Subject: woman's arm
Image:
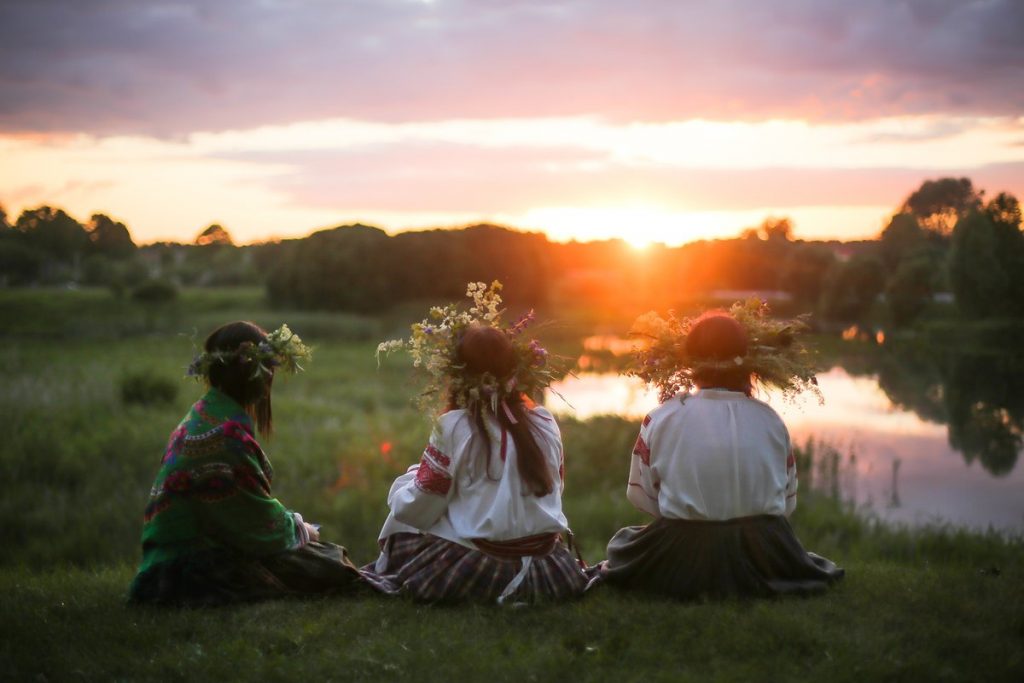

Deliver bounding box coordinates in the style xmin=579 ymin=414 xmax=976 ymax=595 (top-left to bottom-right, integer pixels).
xmin=785 ymin=448 xmax=798 ymax=517
xmin=390 ymin=439 xmax=455 ymax=530
xmin=626 ymin=415 xmax=661 ymax=517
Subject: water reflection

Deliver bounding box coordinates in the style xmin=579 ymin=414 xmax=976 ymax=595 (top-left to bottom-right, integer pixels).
xmin=866 ymin=344 xmax=1024 ymax=476
xmin=548 ymin=356 xmax=1024 ymax=533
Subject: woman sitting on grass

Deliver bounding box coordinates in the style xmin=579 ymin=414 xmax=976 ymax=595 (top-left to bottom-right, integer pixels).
xmin=129 ymin=321 xmax=364 ymax=606
xmin=364 ymin=282 xmax=589 ymax=604
xmin=600 ymin=301 xmax=844 ymax=600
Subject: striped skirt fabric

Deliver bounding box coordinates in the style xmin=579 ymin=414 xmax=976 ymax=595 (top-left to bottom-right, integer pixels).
xmin=360 ymin=532 xmax=589 ymax=604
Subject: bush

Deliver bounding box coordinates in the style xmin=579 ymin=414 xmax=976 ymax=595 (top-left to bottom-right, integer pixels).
xmin=120 ymin=372 xmax=179 ymax=406
xmin=131 ymin=279 xmax=179 ymax=305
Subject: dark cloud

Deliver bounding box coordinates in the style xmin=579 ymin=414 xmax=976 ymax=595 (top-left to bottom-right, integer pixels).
xmin=1 ymin=0 xmax=1022 ymax=135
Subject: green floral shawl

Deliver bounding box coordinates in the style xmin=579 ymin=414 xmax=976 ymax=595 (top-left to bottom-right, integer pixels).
xmin=133 ymin=388 xmax=300 ymax=578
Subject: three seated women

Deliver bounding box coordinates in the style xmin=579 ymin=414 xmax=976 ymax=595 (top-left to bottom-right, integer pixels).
xmin=129 ymin=284 xmax=841 ymax=606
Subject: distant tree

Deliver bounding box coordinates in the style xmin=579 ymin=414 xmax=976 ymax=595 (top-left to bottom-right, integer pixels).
xmin=195 ymin=223 xmax=233 ymax=246
xmin=0 ymin=240 xmax=46 ymax=285
xmin=948 ymin=192 xmax=1024 ymax=319
xmin=877 ymin=213 xmax=928 ymax=269
xmin=14 ymin=206 xmax=89 ymax=261
xmin=778 ymin=243 xmax=837 ymax=308
xmin=0 ymin=203 xmax=9 ymax=231
xmin=819 ymin=255 xmax=886 ymax=323
xmin=266 ymin=225 xmax=394 ymax=311
xmin=901 ymin=177 xmax=982 ymax=237
xmin=989 ymin=193 xmax=1024 ymax=306
xmin=758 ymin=217 xmax=793 ymax=242
xmin=885 ymin=256 xmax=936 ymax=326
xmin=87 ymin=213 xmax=136 ymax=258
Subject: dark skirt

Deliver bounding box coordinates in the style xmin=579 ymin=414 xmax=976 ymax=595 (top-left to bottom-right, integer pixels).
xmin=128 ymin=541 xmax=365 ymax=607
xmin=602 ymin=515 xmax=844 ymax=600
xmin=360 ymin=532 xmax=589 ymax=604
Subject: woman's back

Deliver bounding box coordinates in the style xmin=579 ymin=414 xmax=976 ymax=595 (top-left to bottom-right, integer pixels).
xmin=631 ymin=389 xmax=795 ymax=521
xmin=389 ymin=405 xmax=568 ymax=543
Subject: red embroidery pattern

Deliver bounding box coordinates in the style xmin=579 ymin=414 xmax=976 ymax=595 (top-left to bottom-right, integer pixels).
xmin=415 ymin=458 xmax=452 ymax=495
xmin=633 ymin=434 xmax=651 ymax=466
xmin=424 ymin=444 xmax=451 ymax=467
xmin=642 ymin=414 xmax=652 ymax=427
xmin=415 ymin=445 xmax=452 ymax=495
xmin=786 ymin=452 xmax=796 ymax=469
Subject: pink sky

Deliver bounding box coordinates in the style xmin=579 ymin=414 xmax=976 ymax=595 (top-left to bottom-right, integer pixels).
xmin=1 ymin=0 xmax=1022 ymax=245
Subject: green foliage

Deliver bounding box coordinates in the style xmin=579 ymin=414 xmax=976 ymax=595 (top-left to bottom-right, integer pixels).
xmin=13 ymin=205 xmax=90 ymax=262
xmin=120 ymin=371 xmax=179 ymax=406
xmin=131 ymin=279 xmax=180 ymax=305
xmin=819 ymin=256 xmax=885 ymax=324
xmin=901 ymin=177 xmax=983 ymax=236
xmin=885 ymin=255 xmax=936 ymax=327
xmin=778 ymin=243 xmax=837 ymax=306
xmin=266 ymin=224 xmax=553 ymax=313
xmin=86 ymin=213 xmax=136 ymax=258
xmin=877 ymin=212 xmax=928 ymax=268
xmin=267 ymin=224 xmax=396 ymax=312
xmin=948 ymin=197 xmax=1024 ymax=319
xmin=0 ymin=240 xmax=46 ymax=285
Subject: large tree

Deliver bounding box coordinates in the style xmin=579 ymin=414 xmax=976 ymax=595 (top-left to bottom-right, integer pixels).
xmin=900 ymin=177 xmax=983 ymax=237
xmin=948 ymin=192 xmax=1024 ymax=318
xmin=14 ymin=206 xmax=89 ymax=261
xmin=87 ymin=213 xmax=136 ymax=258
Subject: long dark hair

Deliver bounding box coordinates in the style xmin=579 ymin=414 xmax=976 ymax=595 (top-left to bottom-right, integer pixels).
xmin=452 ymin=324 xmax=554 ymax=497
xmin=205 ymin=321 xmax=274 ymax=438
xmin=686 ymin=311 xmax=753 ymax=395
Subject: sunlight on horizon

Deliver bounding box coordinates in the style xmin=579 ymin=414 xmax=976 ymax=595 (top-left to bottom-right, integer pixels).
xmin=1 ymin=113 xmax=1020 ymax=244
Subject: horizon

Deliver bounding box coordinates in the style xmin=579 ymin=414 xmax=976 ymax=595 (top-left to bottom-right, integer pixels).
xmin=1 ymin=1 xmax=1022 ymax=246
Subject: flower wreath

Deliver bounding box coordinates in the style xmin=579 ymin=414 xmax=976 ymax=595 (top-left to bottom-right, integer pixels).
xmin=627 ymin=298 xmax=822 ymax=403
xmin=376 ymin=281 xmax=562 ymax=418
xmin=187 ymin=324 xmax=312 ymax=381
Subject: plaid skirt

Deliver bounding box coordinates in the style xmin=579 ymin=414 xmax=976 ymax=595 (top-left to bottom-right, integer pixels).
xmin=360 ymin=532 xmax=589 ymax=604
xmin=128 ymin=541 xmax=365 ymax=607
xmin=601 ymin=515 xmax=844 ymax=600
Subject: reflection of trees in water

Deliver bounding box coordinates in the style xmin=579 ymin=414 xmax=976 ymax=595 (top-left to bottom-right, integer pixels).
xmin=944 ymin=352 xmax=1024 ymax=477
xmin=839 ymin=342 xmax=1024 ymax=477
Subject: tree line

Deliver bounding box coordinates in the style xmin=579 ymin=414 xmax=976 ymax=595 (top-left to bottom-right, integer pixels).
xmin=2 ymin=177 xmax=1022 ymax=325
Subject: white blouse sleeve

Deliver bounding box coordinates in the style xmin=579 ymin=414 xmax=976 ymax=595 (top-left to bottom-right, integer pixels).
xmin=785 ymin=446 xmax=798 ymax=517
xmin=626 ymin=413 xmax=661 ymax=518
xmin=390 ymin=429 xmax=456 ymax=531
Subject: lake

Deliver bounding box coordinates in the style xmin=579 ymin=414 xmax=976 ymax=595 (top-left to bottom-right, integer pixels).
xmin=546 ymin=337 xmax=1024 ymax=535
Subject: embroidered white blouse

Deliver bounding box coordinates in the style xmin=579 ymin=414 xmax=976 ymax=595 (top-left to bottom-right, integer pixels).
xmin=626 ymin=389 xmax=798 ymax=521
xmin=377 ymin=405 xmax=569 ymax=548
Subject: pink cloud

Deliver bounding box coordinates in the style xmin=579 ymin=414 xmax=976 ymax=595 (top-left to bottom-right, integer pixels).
xmin=227 ymin=144 xmax=1024 ymax=217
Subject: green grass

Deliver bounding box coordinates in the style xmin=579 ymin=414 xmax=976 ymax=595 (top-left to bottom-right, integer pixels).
xmin=2 ymin=554 xmax=1021 ymax=682
xmin=2 ymin=287 xmax=1023 ymax=681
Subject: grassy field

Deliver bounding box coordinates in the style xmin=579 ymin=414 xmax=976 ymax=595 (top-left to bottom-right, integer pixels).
xmin=1 ymin=287 xmax=1022 ymax=681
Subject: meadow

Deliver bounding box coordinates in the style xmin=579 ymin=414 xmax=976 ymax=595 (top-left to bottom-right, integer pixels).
xmin=1 ymin=288 xmax=1022 ymax=681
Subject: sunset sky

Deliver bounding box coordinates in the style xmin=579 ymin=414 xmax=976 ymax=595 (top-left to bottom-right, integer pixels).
xmin=1 ymin=0 xmax=1022 ymax=246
